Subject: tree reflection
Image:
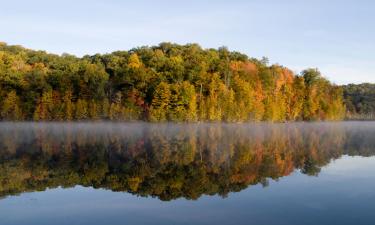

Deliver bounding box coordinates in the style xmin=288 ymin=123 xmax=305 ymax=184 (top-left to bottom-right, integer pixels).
xmin=0 ymin=122 xmax=374 ymax=201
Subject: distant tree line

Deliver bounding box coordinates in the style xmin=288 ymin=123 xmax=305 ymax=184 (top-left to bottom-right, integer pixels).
xmin=0 ymin=42 xmax=345 ymax=121
xmin=342 ymin=83 xmax=375 ymax=120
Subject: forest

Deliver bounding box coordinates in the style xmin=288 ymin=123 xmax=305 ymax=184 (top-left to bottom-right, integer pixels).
xmin=0 ymin=42 xmax=345 ymax=122
xmin=342 ymin=83 xmax=375 ymax=120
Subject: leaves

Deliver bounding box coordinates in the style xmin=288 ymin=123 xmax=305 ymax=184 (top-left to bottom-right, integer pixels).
xmin=0 ymin=42 xmax=345 ymax=121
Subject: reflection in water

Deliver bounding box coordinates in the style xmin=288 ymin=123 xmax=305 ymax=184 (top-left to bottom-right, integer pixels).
xmin=0 ymin=122 xmax=374 ymax=201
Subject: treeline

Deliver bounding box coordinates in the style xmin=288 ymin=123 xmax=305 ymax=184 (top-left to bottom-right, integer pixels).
xmin=0 ymin=42 xmax=345 ymax=122
xmin=343 ymin=83 xmax=375 ymax=120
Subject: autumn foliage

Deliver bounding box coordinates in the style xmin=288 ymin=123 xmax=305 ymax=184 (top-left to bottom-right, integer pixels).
xmin=0 ymin=42 xmax=345 ymax=121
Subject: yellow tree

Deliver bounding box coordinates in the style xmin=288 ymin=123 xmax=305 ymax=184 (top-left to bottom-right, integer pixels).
xmin=101 ymin=98 xmax=110 ymax=119
xmin=232 ymin=76 xmax=255 ymax=121
xmin=325 ymin=86 xmax=346 ymax=120
xmin=1 ymin=91 xmax=23 ymax=120
xmin=182 ymin=82 xmax=198 ymax=122
xmin=75 ymin=99 xmax=88 ymax=120
xmin=288 ymin=76 xmax=305 ymax=120
xmin=109 ymin=92 xmax=124 ymax=120
xmin=128 ymin=53 xmax=142 ymax=69
xmin=88 ymin=100 xmax=99 ymax=120
xmin=230 ymin=60 xmax=264 ymax=121
xmin=169 ymin=82 xmax=197 ymax=122
xmin=219 ymin=86 xmax=236 ymax=122
xmin=274 ymin=68 xmax=294 ymax=121
xmin=149 ymin=82 xmax=171 ymax=122
xmin=33 ymin=90 xmax=54 ymax=121
xmin=62 ymin=91 xmax=74 ymax=121
xmin=302 ymin=69 xmax=323 ymax=120
xmin=203 ymin=73 xmax=225 ymax=121
xmin=252 ymin=81 xmax=265 ymax=121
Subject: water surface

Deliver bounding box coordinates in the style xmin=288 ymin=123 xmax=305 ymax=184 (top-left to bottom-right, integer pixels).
xmin=0 ymin=122 xmax=374 ymax=225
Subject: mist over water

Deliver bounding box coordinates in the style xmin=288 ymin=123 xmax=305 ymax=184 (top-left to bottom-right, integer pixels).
xmin=1 ymin=121 xmax=374 ymax=145
xmin=0 ymin=121 xmax=372 ymax=160
xmin=1 ymin=121 xmax=375 ymax=198
xmin=1 ymin=122 xmax=375 ymax=225
xmin=0 ymin=121 xmax=374 ymax=155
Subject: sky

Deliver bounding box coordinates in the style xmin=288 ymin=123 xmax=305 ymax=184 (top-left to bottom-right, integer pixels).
xmin=0 ymin=0 xmax=374 ymax=84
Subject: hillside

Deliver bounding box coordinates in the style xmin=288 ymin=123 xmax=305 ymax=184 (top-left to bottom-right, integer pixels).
xmin=343 ymin=83 xmax=375 ymax=119
xmin=0 ymin=42 xmax=345 ymax=122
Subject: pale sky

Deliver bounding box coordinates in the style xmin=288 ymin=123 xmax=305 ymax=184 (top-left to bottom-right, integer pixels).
xmin=1 ymin=0 xmax=374 ymax=84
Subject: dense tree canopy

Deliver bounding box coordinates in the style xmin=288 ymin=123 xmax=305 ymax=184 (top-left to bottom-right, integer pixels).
xmin=342 ymin=83 xmax=375 ymax=119
xmin=0 ymin=42 xmax=345 ymax=121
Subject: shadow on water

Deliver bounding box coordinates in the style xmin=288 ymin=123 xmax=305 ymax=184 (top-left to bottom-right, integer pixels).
xmin=0 ymin=122 xmax=375 ymax=201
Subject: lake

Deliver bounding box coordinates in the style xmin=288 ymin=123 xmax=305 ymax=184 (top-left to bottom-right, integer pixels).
xmin=0 ymin=122 xmax=374 ymax=225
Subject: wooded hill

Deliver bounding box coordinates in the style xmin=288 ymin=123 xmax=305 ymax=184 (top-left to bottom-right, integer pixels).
xmin=0 ymin=42 xmax=345 ymax=122
xmin=343 ymin=83 xmax=375 ymax=120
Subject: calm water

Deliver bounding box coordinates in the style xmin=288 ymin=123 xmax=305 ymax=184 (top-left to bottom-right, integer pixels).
xmin=0 ymin=122 xmax=375 ymax=225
